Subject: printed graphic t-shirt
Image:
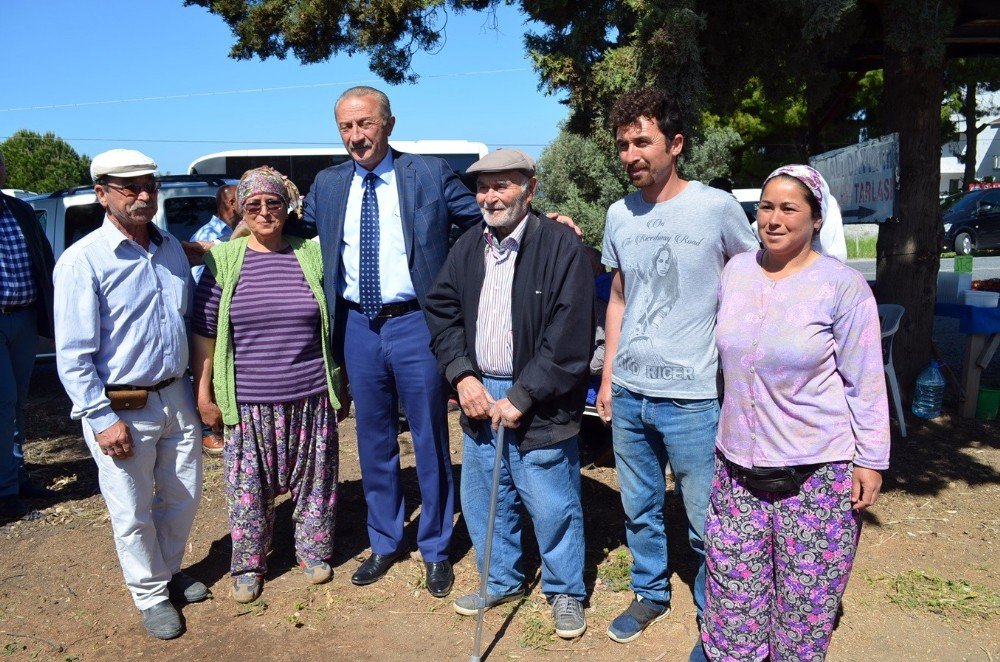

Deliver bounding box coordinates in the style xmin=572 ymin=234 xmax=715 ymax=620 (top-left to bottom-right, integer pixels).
xmin=601 ymin=181 xmax=759 ymax=399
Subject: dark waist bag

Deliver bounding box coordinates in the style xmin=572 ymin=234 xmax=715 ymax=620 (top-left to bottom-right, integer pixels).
xmin=731 ymin=461 xmax=822 ymax=493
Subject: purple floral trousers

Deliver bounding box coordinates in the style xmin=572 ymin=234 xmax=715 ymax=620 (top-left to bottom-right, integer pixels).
xmin=224 ymin=392 xmax=338 ymax=577
xmin=701 ymin=456 xmax=861 ymax=661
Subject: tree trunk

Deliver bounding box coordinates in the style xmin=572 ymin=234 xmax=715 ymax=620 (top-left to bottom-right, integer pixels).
xmin=963 ymin=80 xmax=978 ymax=188
xmin=877 ymin=49 xmax=945 ymax=401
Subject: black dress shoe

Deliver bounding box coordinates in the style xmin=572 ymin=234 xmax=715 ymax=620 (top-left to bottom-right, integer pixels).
xmin=351 ymin=552 xmax=401 ymax=586
xmin=0 ymin=496 xmax=29 ymax=519
xmin=19 ymin=481 xmax=56 ymax=499
xmin=425 ymin=560 xmax=454 ymax=598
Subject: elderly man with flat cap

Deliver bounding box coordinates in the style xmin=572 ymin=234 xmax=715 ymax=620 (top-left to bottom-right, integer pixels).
xmin=54 ymin=149 xmax=208 ymax=640
xmin=424 ymin=148 xmax=595 ymax=638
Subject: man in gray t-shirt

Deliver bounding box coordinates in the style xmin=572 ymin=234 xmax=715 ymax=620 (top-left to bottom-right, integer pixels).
xmin=597 ymin=89 xmax=758 ymax=646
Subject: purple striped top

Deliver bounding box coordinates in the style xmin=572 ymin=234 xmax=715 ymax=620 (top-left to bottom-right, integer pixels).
xmin=193 ymin=246 xmax=327 ymax=404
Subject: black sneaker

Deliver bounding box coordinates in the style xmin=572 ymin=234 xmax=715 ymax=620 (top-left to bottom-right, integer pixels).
xmin=607 ymin=595 xmax=670 ymax=643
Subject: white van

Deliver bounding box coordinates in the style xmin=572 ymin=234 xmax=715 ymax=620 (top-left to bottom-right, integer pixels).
xmin=188 ymin=141 xmax=489 ymax=196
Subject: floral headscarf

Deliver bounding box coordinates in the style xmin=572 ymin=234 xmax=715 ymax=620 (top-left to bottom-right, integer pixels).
xmin=763 ymin=164 xmax=847 ymax=263
xmin=236 ymin=165 xmax=302 ymax=216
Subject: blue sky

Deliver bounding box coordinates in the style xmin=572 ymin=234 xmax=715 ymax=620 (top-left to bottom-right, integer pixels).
xmin=1 ymin=0 xmax=569 ymax=176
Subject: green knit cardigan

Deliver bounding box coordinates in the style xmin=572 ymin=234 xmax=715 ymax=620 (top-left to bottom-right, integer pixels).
xmin=202 ymin=236 xmax=342 ymax=425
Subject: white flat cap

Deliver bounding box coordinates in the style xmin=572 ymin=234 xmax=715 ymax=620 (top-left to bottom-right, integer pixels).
xmin=90 ymin=149 xmax=157 ymax=182
xmin=466 ymin=148 xmax=535 ymax=176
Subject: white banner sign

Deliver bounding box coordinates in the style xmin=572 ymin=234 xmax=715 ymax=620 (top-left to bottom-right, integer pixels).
xmin=809 ymin=133 xmax=898 ymax=224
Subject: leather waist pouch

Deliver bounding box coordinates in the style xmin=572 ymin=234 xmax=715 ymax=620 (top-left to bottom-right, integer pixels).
xmin=107 ymin=389 xmax=149 ymax=412
xmin=731 ymin=461 xmax=821 ymax=492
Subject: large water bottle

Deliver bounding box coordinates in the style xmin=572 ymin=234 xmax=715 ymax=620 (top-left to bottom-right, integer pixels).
xmin=912 ymin=360 xmax=946 ymax=419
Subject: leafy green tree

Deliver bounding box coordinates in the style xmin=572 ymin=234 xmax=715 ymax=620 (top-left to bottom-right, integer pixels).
xmin=1 ymin=130 xmax=91 ymax=193
xmin=189 ymin=0 xmax=977 ymax=393
xmin=534 ymin=126 xmax=628 ymax=248
xmin=682 ymin=122 xmax=744 ymax=184
xmin=944 ymin=57 xmax=1000 ymax=188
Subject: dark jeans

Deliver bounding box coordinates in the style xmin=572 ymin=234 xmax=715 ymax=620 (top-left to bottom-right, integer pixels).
xmin=0 ymin=308 xmax=37 ymax=497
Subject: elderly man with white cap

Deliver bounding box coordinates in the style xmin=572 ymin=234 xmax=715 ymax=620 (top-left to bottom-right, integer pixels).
xmin=53 ymin=149 xmax=208 ymax=639
xmin=424 ymin=148 xmax=595 ymax=639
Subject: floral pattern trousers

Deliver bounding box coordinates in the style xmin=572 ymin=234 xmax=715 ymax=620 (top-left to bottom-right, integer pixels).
xmin=701 ymin=455 xmax=861 ymax=661
xmin=224 ymin=392 xmax=338 ymax=577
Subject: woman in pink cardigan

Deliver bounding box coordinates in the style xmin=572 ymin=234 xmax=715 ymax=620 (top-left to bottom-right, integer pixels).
xmin=696 ymin=165 xmax=890 ymax=661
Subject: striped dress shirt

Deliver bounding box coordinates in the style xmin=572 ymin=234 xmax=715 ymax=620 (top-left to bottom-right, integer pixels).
xmin=475 ymin=218 xmax=528 ymax=377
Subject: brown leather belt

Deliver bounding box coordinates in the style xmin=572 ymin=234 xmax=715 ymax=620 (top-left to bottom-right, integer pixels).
xmin=105 ymin=377 xmax=177 ymax=392
xmin=0 ymin=304 xmax=32 ymax=314
xmin=343 ymin=298 xmax=421 ymax=320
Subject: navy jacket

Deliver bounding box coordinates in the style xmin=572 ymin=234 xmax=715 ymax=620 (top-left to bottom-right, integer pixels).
xmin=303 ymin=150 xmax=481 ymax=358
xmin=424 ymin=211 xmax=595 ymax=451
xmin=2 ymin=193 xmax=55 ymax=338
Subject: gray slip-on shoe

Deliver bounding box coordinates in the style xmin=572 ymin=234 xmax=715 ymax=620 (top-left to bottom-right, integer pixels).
xmin=453 ymin=590 xmax=525 ymax=616
xmin=168 ymin=572 xmax=211 ymax=603
xmin=140 ymin=600 xmax=183 ymax=640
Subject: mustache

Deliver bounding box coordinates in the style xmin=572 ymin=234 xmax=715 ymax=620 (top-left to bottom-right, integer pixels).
xmin=128 ymin=199 xmax=153 ymax=213
xmin=350 ymin=139 xmax=374 ymax=150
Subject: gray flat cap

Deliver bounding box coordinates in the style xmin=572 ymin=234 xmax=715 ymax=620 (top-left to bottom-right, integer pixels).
xmin=466 ymin=148 xmax=535 ymax=176
xmin=90 ymin=149 xmax=157 ymax=182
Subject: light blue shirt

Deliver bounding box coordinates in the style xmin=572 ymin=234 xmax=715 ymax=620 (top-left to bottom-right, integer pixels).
xmin=189 ymin=215 xmax=234 ymax=282
xmin=54 ymin=218 xmax=191 ymax=433
xmin=339 ymin=151 xmax=416 ymax=304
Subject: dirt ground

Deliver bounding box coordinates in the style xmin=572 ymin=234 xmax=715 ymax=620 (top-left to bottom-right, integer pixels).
xmin=1 ymin=364 xmax=997 ymax=661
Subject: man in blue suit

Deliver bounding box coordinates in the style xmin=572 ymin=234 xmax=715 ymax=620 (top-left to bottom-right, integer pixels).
xmin=304 ymin=86 xmax=481 ymax=598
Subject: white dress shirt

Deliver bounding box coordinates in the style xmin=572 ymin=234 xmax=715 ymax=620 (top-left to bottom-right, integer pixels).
xmin=339 ymin=151 xmax=416 ymax=304
xmin=54 ymin=218 xmax=191 ymax=433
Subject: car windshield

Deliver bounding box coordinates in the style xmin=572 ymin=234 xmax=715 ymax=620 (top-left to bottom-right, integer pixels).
xmin=942 ymin=191 xmax=981 ymax=215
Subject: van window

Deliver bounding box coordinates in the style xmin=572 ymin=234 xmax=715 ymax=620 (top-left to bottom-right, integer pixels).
xmin=164 ymin=196 xmax=217 ymax=240
xmin=65 ymin=203 xmax=106 ymax=248
xmin=34 ymin=209 xmax=47 ymax=232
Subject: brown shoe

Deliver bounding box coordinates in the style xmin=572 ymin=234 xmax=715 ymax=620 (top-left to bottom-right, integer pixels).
xmin=202 ymin=433 xmax=224 ymax=457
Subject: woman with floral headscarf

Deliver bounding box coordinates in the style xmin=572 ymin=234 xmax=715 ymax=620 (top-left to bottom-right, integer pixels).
xmin=693 ymin=165 xmax=889 ymax=660
xmin=191 ymin=166 xmax=347 ymax=603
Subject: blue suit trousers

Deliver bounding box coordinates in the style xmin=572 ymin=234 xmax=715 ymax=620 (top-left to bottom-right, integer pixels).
xmin=343 ymin=307 xmax=454 ymax=561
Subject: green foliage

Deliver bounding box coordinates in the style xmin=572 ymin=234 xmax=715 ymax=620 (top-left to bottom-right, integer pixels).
xmin=1 ymin=130 xmax=91 ymax=193
xmin=844 ymin=234 xmax=878 ymax=260
xmin=517 ymin=598 xmax=556 ymax=649
xmin=872 ymin=569 xmax=1000 ymax=619
xmin=596 ymin=547 xmax=633 ymax=592
xmin=681 ymin=123 xmax=743 ymax=183
xmin=534 ymin=125 xmax=629 ymax=248
xmin=184 ymin=0 xmax=463 ymax=84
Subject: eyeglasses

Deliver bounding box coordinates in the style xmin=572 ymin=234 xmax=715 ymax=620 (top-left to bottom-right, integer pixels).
xmin=103 ymin=181 xmax=159 ymax=196
xmin=242 ymin=198 xmax=285 ymax=214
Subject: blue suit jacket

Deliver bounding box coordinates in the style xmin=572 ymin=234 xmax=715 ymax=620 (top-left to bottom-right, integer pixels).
xmin=303 ymin=150 xmax=481 ymax=358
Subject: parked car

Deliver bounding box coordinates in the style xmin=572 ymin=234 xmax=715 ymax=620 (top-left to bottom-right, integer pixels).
xmin=1 ymin=188 xmax=38 ymax=199
xmin=942 ymin=188 xmax=1000 ymax=255
xmin=27 ymin=174 xmax=236 ymax=261
xmin=733 ymin=188 xmax=762 ymax=224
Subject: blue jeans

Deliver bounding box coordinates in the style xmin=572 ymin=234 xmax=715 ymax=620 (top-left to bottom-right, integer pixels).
xmin=0 ymin=309 xmax=37 ymax=498
xmin=461 ymin=376 xmax=585 ymax=600
xmin=611 ymin=383 xmax=719 ymax=614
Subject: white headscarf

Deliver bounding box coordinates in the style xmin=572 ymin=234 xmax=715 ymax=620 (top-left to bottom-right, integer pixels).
xmin=763 ymin=164 xmax=847 ymax=263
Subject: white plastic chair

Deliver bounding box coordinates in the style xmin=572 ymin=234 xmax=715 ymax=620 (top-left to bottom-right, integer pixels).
xmin=878 ymin=304 xmax=907 ymax=438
